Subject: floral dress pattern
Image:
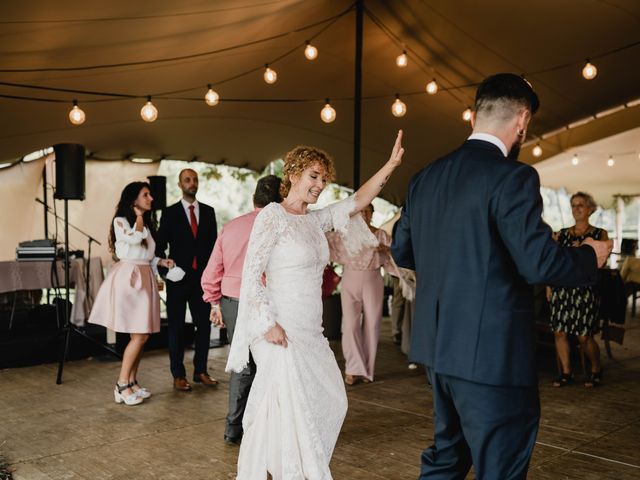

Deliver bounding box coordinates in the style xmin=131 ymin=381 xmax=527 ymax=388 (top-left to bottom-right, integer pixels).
xmin=550 ymin=227 xmax=604 ymax=336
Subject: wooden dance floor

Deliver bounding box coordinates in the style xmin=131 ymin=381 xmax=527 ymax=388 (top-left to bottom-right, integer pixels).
xmin=2 ymin=311 xmax=639 ymax=479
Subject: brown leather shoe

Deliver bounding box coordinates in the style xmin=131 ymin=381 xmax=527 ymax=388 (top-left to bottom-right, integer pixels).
xmin=173 ymin=377 xmax=192 ymax=391
xmin=193 ymin=373 xmax=218 ymax=386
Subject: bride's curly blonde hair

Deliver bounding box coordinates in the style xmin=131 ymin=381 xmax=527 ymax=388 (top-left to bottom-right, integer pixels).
xmin=280 ymin=146 xmax=336 ymax=197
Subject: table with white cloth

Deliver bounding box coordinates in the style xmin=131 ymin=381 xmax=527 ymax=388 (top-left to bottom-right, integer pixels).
xmin=0 ymin=257 xmax=105 ymax=326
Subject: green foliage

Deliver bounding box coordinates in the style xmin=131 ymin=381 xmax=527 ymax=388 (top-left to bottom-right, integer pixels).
xmin=158 ymin=158 xmax=400 ymax=231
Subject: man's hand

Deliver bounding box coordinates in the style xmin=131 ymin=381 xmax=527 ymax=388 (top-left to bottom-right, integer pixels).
xmin=265 ymin=322 xmax=288 ymax=348
xmin=210 ymin=305 xmax=224 ymax=327
xmin=582 ymin=238 xmax=613 ymax=268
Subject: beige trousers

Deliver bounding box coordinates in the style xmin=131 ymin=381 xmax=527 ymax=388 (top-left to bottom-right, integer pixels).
xmin=340 ymin=269 xmax=383 ymax=381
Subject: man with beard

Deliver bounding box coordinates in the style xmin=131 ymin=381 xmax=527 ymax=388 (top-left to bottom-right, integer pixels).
xmin=156 ymin=168 xmax=218 ymax=391
xmin=391 ymin=73 xmax=612 ymax=479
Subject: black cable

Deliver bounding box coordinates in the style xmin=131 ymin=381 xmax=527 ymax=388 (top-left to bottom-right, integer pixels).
xmin=154 ymin=4 xmax=352 ymax=96
xmin=410 ymin=0 xmax=575 ymax=120
xmin=0 ymin=7 xmax=354 ymax=73
xmin=530 ymin=40 xmax=640 ymax=76
xmin=363 ymin=6 xmax=473 ymax=106
xmin=0 ymin=4 xmax=353 ymax=101
xmin=0 ymin=1 xmax=286 ymax=24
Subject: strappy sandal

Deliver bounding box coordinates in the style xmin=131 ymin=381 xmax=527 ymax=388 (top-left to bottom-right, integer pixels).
xmin=114 ymin=382 xmax=143 ymax=405
xmin=131 ymin=379 xmax=151 ymax=399
xmin=585 ymin=369 xmax=603 ymax=388
xmin=552 ymin=373 xmax=574 ymax=387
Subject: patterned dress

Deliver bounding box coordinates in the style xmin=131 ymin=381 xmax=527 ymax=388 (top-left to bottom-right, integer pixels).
xmin=550 ymin=227 xmax=604 ymax=336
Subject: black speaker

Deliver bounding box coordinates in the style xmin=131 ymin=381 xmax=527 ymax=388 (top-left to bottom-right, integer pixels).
xmin=54 ymin=143 xmax=85 ymax=200
xmin=147 ymin=175 xmax=166 ymax=210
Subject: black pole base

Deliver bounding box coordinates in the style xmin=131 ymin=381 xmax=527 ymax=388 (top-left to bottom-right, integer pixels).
xmin=56 ymin=323 xmax=121 ymax=384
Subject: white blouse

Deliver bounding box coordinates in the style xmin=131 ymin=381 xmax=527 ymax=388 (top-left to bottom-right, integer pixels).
xmin=113 ymin=217 xmax=160 ymax=270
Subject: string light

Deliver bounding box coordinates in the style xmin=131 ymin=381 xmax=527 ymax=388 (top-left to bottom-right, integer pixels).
xmin=426 ymin=79 xmax=438 ymax=95
xmin=263 ymin=64 xmax=277 ymax=84
xmin=391 ymin=94 xmax=407 ymax=117
xmin=68 ymin=99 xmax=85 ymax=125
xmin=571 ymin=154 xmax=579 ymax=166
xmin=607 ymin=155 xmax=615 ymax=167
xmin=462 ymin=107 xmax=472 ymax=122
xmin=140 ymin=96 xmax=158 ymax=122
xmin=532 ymin=144 xmax=542 ymax=157
xmin=320 ymin=99 xmax=336 ymax=123
xmin=582 ymin=59 xmax=598 ymax=80
xmin=304 ymin=41 xmax=318 ymax=60
xmin=396 ymin=51 xmax=408 ymax=68
xmin=204 ymin=85 xmax=219 ymax=106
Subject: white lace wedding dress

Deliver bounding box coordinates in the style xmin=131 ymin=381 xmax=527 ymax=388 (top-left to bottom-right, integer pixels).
xmin=226 ymin=195 xmax=377 ymax=480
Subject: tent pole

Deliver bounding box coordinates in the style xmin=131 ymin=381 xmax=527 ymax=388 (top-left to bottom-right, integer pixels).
xmin=43 ymin=165 xmax=49 ymax=239
xmin=353 ymin=0 xmax=363 ymax=189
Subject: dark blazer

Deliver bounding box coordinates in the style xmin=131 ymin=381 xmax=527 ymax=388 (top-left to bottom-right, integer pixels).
xmin=155 ymin=201 xmax=217 ymax=276
xmin=391 ymin=140 xmax=598 ymax=387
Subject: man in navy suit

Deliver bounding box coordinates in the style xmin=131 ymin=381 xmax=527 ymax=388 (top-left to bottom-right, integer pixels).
xmin=391 ymin=74 xmax=612 ymax=479
xmin=156 ymin=169 xmax=218 ymax=391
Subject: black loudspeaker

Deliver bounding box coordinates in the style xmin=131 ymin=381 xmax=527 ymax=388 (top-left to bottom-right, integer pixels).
xmin=53 ymin=143 xmax=85 ymax=200
xmin=147 ymin=175 xmax=166 ymax=210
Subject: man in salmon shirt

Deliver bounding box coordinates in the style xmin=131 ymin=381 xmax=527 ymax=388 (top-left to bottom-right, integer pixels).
xmin=201 ymin=175 xmax=282 ymax=445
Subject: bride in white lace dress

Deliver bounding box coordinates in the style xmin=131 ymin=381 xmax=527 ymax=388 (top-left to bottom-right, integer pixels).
xmin=226 ymin=131 xmax=404 ymax=479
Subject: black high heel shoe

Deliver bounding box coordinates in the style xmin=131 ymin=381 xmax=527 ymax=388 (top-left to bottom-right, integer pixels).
xmin=585 ymin=369 xmax=603 ymax=388
xmin=552 ymin=372 xmax=574 ymax=388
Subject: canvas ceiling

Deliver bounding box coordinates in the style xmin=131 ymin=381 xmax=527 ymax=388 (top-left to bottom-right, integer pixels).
xmin=1 ymin=0 xmax=639 ymax=204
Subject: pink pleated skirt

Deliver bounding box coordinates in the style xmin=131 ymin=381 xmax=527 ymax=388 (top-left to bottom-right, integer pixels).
xmin=89 ymin=259 xmax=160 ymax=334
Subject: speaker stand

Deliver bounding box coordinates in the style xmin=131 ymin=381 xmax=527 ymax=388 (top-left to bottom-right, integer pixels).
xmin=56 ymin=199 xmax=120 ymax=385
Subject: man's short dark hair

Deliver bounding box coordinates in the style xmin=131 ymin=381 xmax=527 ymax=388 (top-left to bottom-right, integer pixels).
xmin=475 ymin=73 xmax=540 ymax=115
xmin=253 ymin=175 xmax=283 ymax=208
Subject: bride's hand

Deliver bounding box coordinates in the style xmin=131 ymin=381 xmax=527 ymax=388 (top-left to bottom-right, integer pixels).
xmin=265 ymin=322 xmax=288 ymax=348
xmin=387 ymin=130 xmax=404 ymax=168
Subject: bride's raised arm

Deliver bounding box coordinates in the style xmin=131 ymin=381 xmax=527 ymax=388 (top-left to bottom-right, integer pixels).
xmin=352 ymin=130 xmax=404 ymax=213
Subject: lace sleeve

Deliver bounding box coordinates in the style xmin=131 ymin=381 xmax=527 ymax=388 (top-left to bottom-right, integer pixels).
xmin=225 ymin=203 xmax=283 ymax=373
xmin=114 ymin=217 xmax=148 ymax=245
xmin=311 ymin=194 xmax=378 ymax=257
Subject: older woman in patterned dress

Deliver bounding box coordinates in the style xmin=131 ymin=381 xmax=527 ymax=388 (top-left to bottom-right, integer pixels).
xmin=549 ymin=191 xmax=609 ymax=388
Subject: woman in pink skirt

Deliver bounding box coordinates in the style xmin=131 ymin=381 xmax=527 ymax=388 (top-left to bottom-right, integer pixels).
xmin=89 ymin=182 xmax=174 ymax=405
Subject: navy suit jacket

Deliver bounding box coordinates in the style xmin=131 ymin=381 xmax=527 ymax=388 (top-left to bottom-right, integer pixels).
xmin=155 ymin=201 xmax=217 ymax=278
xmin=391 ymin=140 xmax=598 ymax=387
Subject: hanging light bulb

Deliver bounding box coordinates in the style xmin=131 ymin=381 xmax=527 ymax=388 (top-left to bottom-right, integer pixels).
xmin=571 ymin=154 xmax=580 ymax=166
xmin=607 ymin=155 xmax=615 ymax=167
xmin=582 ymin=59 xmax=597 ymax=80
xmin=391 ymin=94 xmax=407 ymax=117
xmin=263 ymin=64 xmax=277 ymax=84
xmin=426 ymin=79 xmax=438 ymax=95
xmin=140 ymin=96 xmax=158 ymax=122
xmin=462 ymin=107 xmax=472 ymax=122
xmin=396 ymin=51 xmax=408 ymax=68
xmin=532 ymin=144 xmax=543 ymax=157
xmin=304 ymin=41 xmax=318 ymax=60
xmin=204 ymin=84 xmax=219 ymax=106
xmin=68 ymin=99 xmax=85 ymax=125
xmin=320 ymin=99 xmax=336 ymax=123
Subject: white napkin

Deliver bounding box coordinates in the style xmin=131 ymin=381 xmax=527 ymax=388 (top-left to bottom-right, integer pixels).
xmin=165 ymin=266 xmax=186 ymax=282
